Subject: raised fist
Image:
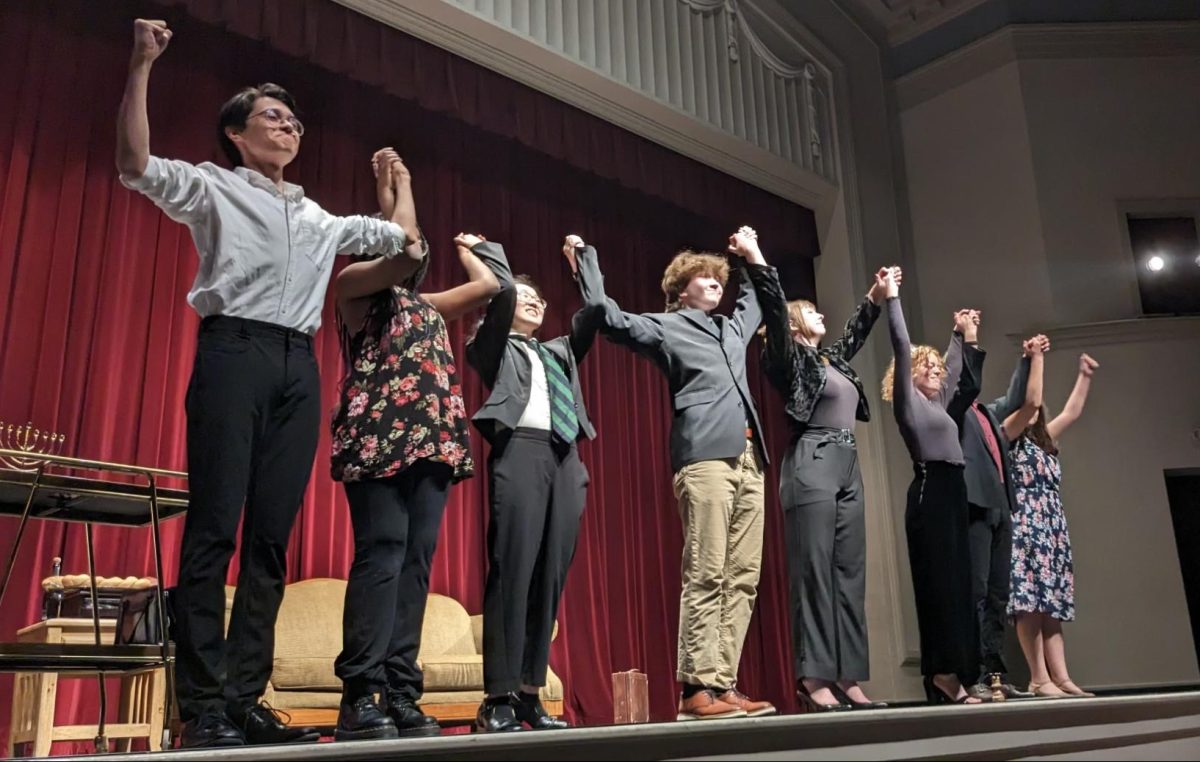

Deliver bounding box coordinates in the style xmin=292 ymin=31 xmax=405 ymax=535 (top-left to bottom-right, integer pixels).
xmin=1079 ymin=353 xmax=1099 ymax=377
xmin=132 ymin=19 xmax=172 ymax=64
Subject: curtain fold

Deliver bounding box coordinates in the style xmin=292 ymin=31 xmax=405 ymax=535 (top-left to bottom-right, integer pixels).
xmin=0 ymin=0 xmax=814 ymax=751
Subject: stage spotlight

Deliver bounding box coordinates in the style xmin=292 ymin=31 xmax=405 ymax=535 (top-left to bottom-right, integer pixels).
xmin=1147 ymin=255 xmax=1165 ymax=272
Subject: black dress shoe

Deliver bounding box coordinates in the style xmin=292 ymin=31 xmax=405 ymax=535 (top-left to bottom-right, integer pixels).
xmin=829 ymin=684 xmax=888 ymax=710
xmin=474 ymin=695 xmax=524 ymax=733
xmin=335 ymin=696 xmax=399 ymax=741
xmin=180 ymin=712 xmax=245 ymax=748
xmin=233 ymin=703 xmax=321 ymax=745
xmin=515 ymin=691 xmax=569 ymax=730
xmin=384 ymin=692 xmax=441 ymax=737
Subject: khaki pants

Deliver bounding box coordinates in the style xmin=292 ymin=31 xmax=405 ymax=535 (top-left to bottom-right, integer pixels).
xmin=673 ymin=439 xmax=765 ymax=687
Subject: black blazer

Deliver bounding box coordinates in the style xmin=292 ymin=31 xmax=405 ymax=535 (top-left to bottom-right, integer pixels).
xmin=600 ymin=259 xmax=767 ymax=473
xmin=746 ymin=263 xmax=880 ymax=428
xmin=465 ymin=241 xmax=605 ymax=446
xmin=957 ymin=345 xmax=1030 ymax=526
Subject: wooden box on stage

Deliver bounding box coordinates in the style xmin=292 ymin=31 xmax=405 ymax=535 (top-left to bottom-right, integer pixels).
xmin=612 ymin=669 xmax=649 ymax=724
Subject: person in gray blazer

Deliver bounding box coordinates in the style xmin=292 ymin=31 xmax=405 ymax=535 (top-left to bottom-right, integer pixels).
xmin=599 ymin=227 xmax=776 ymax=721
xmin=464 ymin=233 xmax=605 ymax=732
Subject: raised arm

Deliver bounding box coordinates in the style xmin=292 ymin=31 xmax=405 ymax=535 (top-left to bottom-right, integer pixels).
xmin=1001 ymin=336 xmax=1047 ymax=442
xmin=825 ymin=267 xmax=890 ymax=363
xmin=335 ymin=155 xmax=427 ymax=312
xmin=987 ymin=353 xmax=1031 ymax=422
xmin=116 ymin=20 xmax=171 ymax=180
xmin=744 ymin=262 xmax=796 ymax=383
xmin=116 ymin=22 xmax=213 ymax=225
xmin=939 ymin=309 xmax=977 ymax=410
xmin=885 ymin=287 xmax=916 ymax=428
xmin=1046 ymin=353 xmax=1099 ymax=441
xmin=725 ymin=226 xmax=765 ymax=345
xmin=423 ymin=242 xmax=502 ymax=323
xmin=333 ymin=149 xmax=415 ymax=259
xmin=829 ymin=300 xmax=883 ymax=363
xmin=561 ymin=236 xmax=608 ymax=362
xmin=464 ymin=238 xmax=516 ymax=387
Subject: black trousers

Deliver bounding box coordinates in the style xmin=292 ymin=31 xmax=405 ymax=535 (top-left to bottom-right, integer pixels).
xmin=483 ymin=429 xmax=588 ymax=695
xmin=905 ymin=462 xmax=977 ymax=684
xmin=783 ymin=428 xmax=868 ymax=683
xmin=175 ymin=316 xmax=320 ymax=721
xmin=968 ymin=503 xmax=1012 ymax=681
xmin=335 ymin=462 xmax=453 ymax=702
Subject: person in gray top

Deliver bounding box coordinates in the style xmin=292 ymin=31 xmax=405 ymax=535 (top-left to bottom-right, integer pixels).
xmin=599 ymin=228 xmax=775 ymax=721
xmin=743 ymin=228 xmax=896 ymax=712
xmin=882 ymin=271 xmax=983 ymax=704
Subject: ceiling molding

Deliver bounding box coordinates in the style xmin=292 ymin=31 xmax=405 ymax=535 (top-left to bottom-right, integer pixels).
xmin=332 ymin=0 xmax=841 ymax=211
xmin=832 ymin=0 xmax=991 ymax=47
xmin=1004 ymin=316 xmax=1200 ymax=350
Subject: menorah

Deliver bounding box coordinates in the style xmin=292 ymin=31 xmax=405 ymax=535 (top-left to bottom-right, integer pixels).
xmin=0 ymin=421 xmax=66 ymax=471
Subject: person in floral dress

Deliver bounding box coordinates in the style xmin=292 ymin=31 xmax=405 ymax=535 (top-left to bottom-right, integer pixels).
xmin=328 ymin=150 xmax=502 ymax=740
xmin=1002 ymin=352 xmax=1101 ymax=698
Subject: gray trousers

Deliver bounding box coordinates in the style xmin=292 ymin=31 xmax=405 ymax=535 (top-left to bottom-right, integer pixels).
xmin=782 ymin=428 xmax=869 ymax=683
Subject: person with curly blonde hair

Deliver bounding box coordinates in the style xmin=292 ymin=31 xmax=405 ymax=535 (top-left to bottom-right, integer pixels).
xmin=882 ymin=271 xmax=984 ymax=705
xmin=599 ymin=229 xmax=774 ymax=721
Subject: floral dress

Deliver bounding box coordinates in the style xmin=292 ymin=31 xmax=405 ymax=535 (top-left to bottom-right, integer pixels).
xmin=330 ymin=287 xmax=474 ymax=484
xmin=1007 ymin=436 xmax=1075 ymax=621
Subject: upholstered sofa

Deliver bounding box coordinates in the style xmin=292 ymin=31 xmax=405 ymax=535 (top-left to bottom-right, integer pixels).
xmin=224 ymin=578 xmax=563 ymax=728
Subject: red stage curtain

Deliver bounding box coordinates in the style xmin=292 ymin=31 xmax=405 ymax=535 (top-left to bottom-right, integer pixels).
xmin=0 ymin=0 xmax=816 ymax=751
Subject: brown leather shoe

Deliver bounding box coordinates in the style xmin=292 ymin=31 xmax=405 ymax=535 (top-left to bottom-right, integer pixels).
xmin=676 ymin=689 xmax=747 ymax=721
xmin=717 ymin=689 xmax=777 ymax=717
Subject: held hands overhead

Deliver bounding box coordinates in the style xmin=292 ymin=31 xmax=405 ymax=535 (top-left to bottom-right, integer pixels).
xmin=870 ymin=267 xmax=903 ymax=304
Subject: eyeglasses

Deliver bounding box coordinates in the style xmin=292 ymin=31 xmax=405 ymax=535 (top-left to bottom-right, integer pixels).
xmin=515 ymin=289 xmax=547 ymax=309
xmin=247 ymin=107 xmax=305 ymax=137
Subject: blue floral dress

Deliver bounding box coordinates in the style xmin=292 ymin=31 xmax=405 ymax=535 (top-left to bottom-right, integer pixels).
xmin=1007 ymin=436 xmax=1075 ymax=621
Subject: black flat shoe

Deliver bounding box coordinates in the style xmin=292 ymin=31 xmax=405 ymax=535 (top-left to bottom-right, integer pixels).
xmin=830 ymin=683 xmax=888 ymax=710
xmin=796 ymin=682 xmax=851 ymax=713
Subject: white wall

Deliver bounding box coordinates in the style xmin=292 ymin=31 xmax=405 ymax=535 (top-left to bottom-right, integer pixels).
xmin=897 ymin=32 xmax=1200 ymax=690
xmin=1020 ymin=56 xmax=1200 ymax=324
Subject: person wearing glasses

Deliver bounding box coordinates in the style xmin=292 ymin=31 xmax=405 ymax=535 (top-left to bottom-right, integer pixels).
xmin=115 ymin=20 xmax=417 ymax=748
xmin=464 ymin=234 xmax=607 ymax=732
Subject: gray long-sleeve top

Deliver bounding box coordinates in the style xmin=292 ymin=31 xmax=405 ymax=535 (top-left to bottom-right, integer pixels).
xmin=887 ymin=297 xmax=978 ymax=465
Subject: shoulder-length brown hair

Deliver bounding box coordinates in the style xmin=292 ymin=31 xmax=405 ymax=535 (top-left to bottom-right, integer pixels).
xmin=1021 ymin=404 xmax=1059 ymax=456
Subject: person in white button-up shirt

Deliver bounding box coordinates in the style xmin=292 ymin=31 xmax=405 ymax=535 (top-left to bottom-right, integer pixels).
xmin=115 ymin=19 xmax=419 ymax=749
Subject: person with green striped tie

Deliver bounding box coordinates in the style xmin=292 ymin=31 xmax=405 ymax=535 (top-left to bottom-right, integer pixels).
xmin=464 ymin=232 xmax=608 ymax=732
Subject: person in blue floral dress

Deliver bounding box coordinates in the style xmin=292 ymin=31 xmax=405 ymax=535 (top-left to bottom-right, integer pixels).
xmin=1003 ymin=351 xmax=1100 ymax=698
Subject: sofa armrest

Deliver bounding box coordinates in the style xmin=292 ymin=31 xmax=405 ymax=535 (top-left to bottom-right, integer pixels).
xmin=470 ymin=615 xmax=484 ymax=654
